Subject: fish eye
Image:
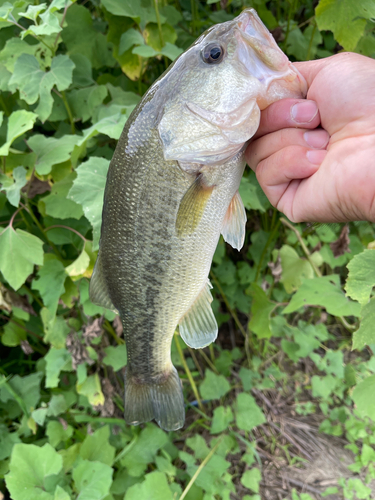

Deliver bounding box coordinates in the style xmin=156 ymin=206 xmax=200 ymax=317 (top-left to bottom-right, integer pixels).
xmin=201 ymin=43 xmax=224 ymax=64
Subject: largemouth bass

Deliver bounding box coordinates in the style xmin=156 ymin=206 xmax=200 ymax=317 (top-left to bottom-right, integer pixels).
xmin=90 ymin=9 xmax=307 ymax=431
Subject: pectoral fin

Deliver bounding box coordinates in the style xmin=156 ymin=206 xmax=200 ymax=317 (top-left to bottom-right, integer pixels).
xmin=221 ymin=191 xmax=247 ymax=251
xmin=179 ymin=281 xmax=218 ymax=349
xmin=176 ymin=174 xmax=214 ymax=237
xmin=89 ymin=253 xmax=118 ymax=313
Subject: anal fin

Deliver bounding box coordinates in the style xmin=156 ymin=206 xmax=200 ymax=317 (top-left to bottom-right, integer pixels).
xmin=179 ymin=281 xmax=218 ymax=349
xmin=176 ymin=174 xmax=214 ymax=237
xmin=221 ymin=190 xmax=246 ymax=251
xmin=89 ymin=252 xmax=117 ymax=312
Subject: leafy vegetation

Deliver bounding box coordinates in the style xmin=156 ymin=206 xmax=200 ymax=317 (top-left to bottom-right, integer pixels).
xmin=1 ymin=0 xmax=375 ymax=499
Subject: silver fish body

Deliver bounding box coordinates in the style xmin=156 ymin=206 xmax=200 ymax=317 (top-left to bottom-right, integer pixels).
xmin=90 ymin=9 xmax=307 ymax=430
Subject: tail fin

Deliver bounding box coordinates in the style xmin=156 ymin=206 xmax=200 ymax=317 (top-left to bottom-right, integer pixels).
xmin=124 ymin=367 xmax=185 ymax=431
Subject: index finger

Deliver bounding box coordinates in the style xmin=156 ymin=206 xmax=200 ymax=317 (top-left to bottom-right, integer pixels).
xmin=254 ymin=99 xmax=321 ymax=139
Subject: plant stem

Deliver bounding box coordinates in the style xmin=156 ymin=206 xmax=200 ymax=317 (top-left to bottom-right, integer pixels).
xmin=174 ymin=331 xmax=204 ymax=412
xmin=45 ymin=225 xmax=86 ymax=244
xmin=280 ymin=217 xmax=321 ymax=277
xmin=254 ymin=220 xmax=281 ymax=282
xmin=306 ymin=21 xmax=317 ymax=60
xmin=153 ymin=0 xmax=164 ymax=48
xmin=61 ymin=91 xmax=75 ymax=134
xmin=210 ymin=271 xmax=247 ymax=339
xmin=104 ymin=319 xmax=124 ymax=345
xmin=179 ymin=438 xmax=223 ymax=500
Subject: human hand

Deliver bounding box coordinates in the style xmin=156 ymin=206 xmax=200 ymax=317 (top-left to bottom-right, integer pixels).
xmin=245 ymin=52 xmax=375 ymax=223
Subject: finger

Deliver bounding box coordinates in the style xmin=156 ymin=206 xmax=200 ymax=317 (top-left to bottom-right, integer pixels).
xmin=254 ymin=99 xmax=321 ymax=139
xmin=254 ymin=145 xmax=327 ymax=208
xmin=246 ymin=128 xmax=329 ymax=171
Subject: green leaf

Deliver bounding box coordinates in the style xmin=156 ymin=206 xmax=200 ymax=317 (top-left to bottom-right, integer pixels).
xmin=72 ymin=460 xmax=113 ymax=500
xmin=65 ymin=249 xmax=90 ymax=277
xmin=283 ymin=275 xmax=361 ymax=317
xmin=120 ymin=424 xmax=168 ymax=477
xmin=119 ymin=28 xmax=144 ymax=55
xmin=78 ymin=112 xmax=128 ymax=144
xmin=0 ymin=110 xmax=37 ymax=156
xmin=280 ymin=245 xmax=314 ymax=293
xmin=9 ymin=54 xmax=75 ymax=122
xmin=353 ymin=297 xmax=375 ymax=350
xmin=44 ymin=348 xmax=72 ymax=388
xmin=47 ymin=394 xmax=68 ymax=417
xmin=311 ymin=375 xmax=337 ymax=399
xmin=210 ymin=406 xmax=234 ymax=434
xmin=6 ymin=443 xmax=63 ymax=500
xmin=0 ymin=167 xmax=27 ymax=207
xmin=43 ymin=173 xmax=84 ymax=220
xmin=0 ymin=372 xmax=42 ymax=416
xmin=42 ymin=311 xmax=70 ymax=349
xmin=2 ymin=320 xmax=26 ymax=346
xmin=316 ymin=0 xmax=375 ymax=51
xmin=235 ymin=393 xmax=265 ymax=431
xmin=54 ymin=486 xmax=71 ymax=500
xmin=19 ymin=3 xmax=47 ymax=22
xmin=160 ymin=42 xmax=183 ymax=61
xmin=67 ymin=85 xmax=108 ymax=123
xmin=46 ymin=420 xmax=74 ymax=448
xmin=124 ymin=471 xmax=173 ymax=500
xmin=80 ymin=426 xmax=116 ymax=466
xmin=32 ymin=259 xmax=67 ymax=319
xmin=287 ymin=24 xmax=322 ymax=61
xmin=101 ymin=0 xmax=142 ymax=20
xmin=345 ymin=249 xmax=375 ymax=305
xmin=241 ymin=468 xmax=261 ymax=493
xmin=76 ymin=373 xmax=104 ymax=406
xmin=22 ymin=10 xmax=62 ymax=38
xmin=186 ymin=435 xmax=210 ymax=460
xmin=0 ymin=426 xmax=21 ymax=461
xmin=103 ymin=344 xmax=127 ymax=370
xmin=248 ymin=283 xmax=275 ymax=339
xmin=0 ymin=227 xmax=44 ymax=290
xmin=199 ymin=369 xmax=231 ymax=400
xmin=28 ymin=134 xmax=80 ymax=175
xmin=132 ymin=44 xmax=158 ymax=58
xmin=68 ymin=157 xmax=109 ymax=250
xmin=238 ymin=175 xmax=266 ymax=212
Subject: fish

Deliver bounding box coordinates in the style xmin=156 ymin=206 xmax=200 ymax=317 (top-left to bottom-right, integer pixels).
xmin=90 ymin=8 xmax=307 ymax=431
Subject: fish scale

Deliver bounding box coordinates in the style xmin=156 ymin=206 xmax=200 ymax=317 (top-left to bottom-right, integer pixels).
xmin=90 ymin=8 xmax=307 ymax=430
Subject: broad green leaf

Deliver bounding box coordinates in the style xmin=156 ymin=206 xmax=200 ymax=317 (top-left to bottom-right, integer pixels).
xmin=2 ymin=320 xmax=26 ymax=346
xmin=68 ymin=157 xmax=109 ymax=250
xmin=62 ymin=4 xmax=116 ymax=69
xmin=22 ymin=10 xmax=61 ymax=38
xmin=65 ymin=249 xmax=90 ymax=277
xmin=353 ymin=297 xmax=375 ymax=350
xmin=0 ymin=110 xmax=37 ymax=156
xmin=32 ymin=259 xmax=67 ymax=319
xmin=235 ymin=393 xmax=265 ymax=431
xmin=67 ymin=85 xmax=108 ymax=123
xmin=210 ymin=406 xmax=234 ymax=434
xmin=103 ymin=345 xmax=127 ymax=370
xmin=6 ymin=443 xmax=63 ymax=500
xmin=144 ymin=23 xmax=177 ymax=52
xmin=43 ymin=173 xmax=84 ymax=220
xmin=72 ymin=460 xmax=113 ymax=500
xmin=78 ymin=112 xmax=128 ymax=144
xmin=119 ymin=28 xmax=144 ymax=55
xmin=241 ymin=468 xmax=261 ymax=493
xmin=46 ymin=420 xmax=74 ymax=447
xmin=0 ymin=167 xmax=27 ymax=207
xmin=76 ymin=373 xmax=104 ymax=406
xmin=44 ymin=348 xmax=72 ymax=388
xmin=345 ymin=249 xmax=375 ymax=304
xmin=0 ymin=426 xmax=21 ymax=461
xmin=42 ymin=310 xmax=70 ymax=348
xmin=47 ymin=394 xmax=68 ymax=417
xmin=0 ymin=37 xmax=40 ymax=72
xmin=101 ymin=0 xmax=142 ymax=20
xmin=352 ymin=374 xmax=375 ymax=420
xmin=287 ymin=24 xmax=322 ymax=61
xmin=186 ymin=435 xmax=210 ymax=460
xmin=248 ymin=283 xmax=275 ymax=339
xmin=9 ymin=54 xmax=75 ymax=122
xmin=0 ymin=372 xmax=43 ymax=416
xmin=316 ymin=0 xmax=375 ymax=51
xmin=283 ymin=275 xmax=361 ymax=317
xmin=124 ymin=471 xmax=173 ymax=500
xmin=54 ymin=486 xmax=71 ymax=500
xmin=80 ymin=426 xmax=115 ymax=466
xmin=19 ymin=3 xmax=47 ymax=22
xmin=280 ymin=245 xmax=314 ymax=293
xmin=132 ymin=44 xmax=158 ymax=58
xmin=160 ymin=42 xmax=183 ymax=61
xmin=31 ymin=407 xmax=48 ymax=426
xmin=311 ymin=375 xmax=337 ymax=399
xmin=120 ymin=424 xmax=168 ymax=477
xmin=239 ymin=175 xmax=266 ymax=212
xmin=0 ymin=227 xmax=44 ymax=290
xmin=28 ymin=134 xmax=80 ymax=175
xmin=200 ymin=369 xmax=231 ymax=400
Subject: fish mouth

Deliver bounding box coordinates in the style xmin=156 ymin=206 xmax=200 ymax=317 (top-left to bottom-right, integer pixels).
xmin=236 ymin=8 xmax=289 ymax=72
